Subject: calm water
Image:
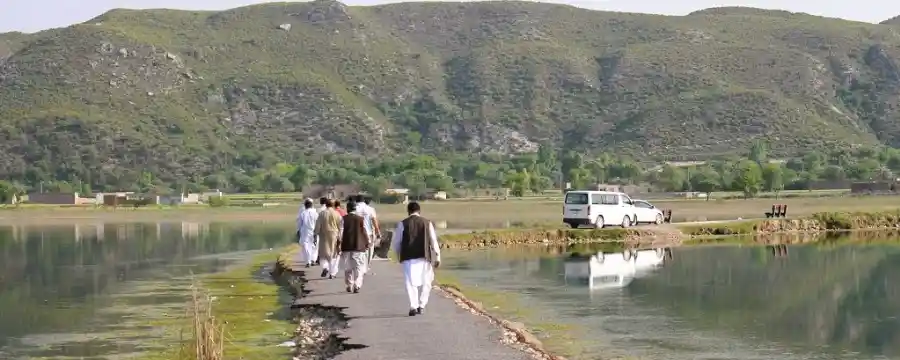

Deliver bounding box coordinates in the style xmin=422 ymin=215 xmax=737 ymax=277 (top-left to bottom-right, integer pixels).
xmin=444 ymin=243 xmax=900 ymax=360
xmin=0 ymin=222 xmax=293 ymax=359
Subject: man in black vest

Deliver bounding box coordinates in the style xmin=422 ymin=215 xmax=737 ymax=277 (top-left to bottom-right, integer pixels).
xmin=339 ymin=201 xmax=370 ymax=293
xmin=390 ymin=201 xmax=441 ymax=316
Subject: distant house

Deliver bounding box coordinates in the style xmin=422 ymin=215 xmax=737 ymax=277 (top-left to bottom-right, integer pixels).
xmin=303 ymin=184 xmax=361 ymax=200
xmin=26 ymin=192 xmax=95 ymax=205
xmin=200 ymin=190 xmax=224 ymax=202
xmin=850 ymin=181 xmax=896 ymax=194
xmin=97 ymin=192 xmax=137 ymax=206
xmin=426 ymin=190 xmax=448 ymax=200
xmin=155 ymin=193 xmax=201 ymax=205
xmin=808 ymin=180 xmax=851 ymax=190
xmin=383 ymin=188 xmax=410 ymax=204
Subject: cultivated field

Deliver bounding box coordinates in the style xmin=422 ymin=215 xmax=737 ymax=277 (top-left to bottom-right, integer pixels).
xmin=2 ymin=194 xmax=896 ymax=227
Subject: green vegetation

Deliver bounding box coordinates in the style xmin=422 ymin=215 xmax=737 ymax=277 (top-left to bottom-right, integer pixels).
xmin=3 ymin=2 xmax=900 ymax=193
xmin=137 ymin=252 xmax=294 ymax=360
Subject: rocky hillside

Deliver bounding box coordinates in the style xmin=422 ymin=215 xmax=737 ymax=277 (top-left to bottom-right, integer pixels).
xmin=3 ymin=1 xmax=900 ymax=184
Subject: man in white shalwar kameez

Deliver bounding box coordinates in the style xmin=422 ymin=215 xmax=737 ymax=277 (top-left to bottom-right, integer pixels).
xmin=296 ymin=199 xmax=319 ymax=268
xmin=391 ymin=201 xmax=441 ymax=316
xmin=355 ymin=195 xmax=381 ymax=274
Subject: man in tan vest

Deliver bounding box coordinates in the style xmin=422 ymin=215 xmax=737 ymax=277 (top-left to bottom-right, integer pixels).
xmin=315 ymin=199 xmax=342 ymax=279
xmin=338 ymin=201 xmax=370 ymax=293
xmin=390 ymin=201 xmax=441 ymax=316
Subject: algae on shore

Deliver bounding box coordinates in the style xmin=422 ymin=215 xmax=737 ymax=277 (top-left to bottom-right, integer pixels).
xmin=137 ymin=250 xmax=296 ymax=360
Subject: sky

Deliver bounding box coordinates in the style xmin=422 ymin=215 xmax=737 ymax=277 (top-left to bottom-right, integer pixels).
xmin=2 ymin=0 xmax=900 ymax=33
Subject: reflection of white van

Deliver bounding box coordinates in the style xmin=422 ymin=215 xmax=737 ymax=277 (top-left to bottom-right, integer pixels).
xmin=563 ymin=191 xmax=636 ymax=228
xmin=564 ymin=248 xmax=669 ymax=290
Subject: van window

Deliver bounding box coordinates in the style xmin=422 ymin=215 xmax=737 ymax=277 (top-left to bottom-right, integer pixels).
xmin=600 ymin=194 xmax=619 ymax=205
xmin=565 ymin=193 xmax=589 ymax=205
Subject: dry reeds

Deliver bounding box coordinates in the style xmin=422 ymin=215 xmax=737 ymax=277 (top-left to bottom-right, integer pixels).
xmin=178 ymin=278 xmax=226 ymax=360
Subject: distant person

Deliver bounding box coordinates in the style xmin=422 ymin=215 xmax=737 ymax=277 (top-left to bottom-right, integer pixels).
xmin=363 ymin=195 xmax=383 ymax=262
xmin=355 ymin=195 xmax=381 ymax=273
xmin=315 ymin=199 xmax=342 ymax=279
xmin=339 ymin=201 xmax=370 ymax=293
xmin=390 ymin=201 xmax=441 ymax=316
xmin=296 ymin=199 xmax=319 ymax=268
xmin=334 ymin=200 xmax=347 ymax=216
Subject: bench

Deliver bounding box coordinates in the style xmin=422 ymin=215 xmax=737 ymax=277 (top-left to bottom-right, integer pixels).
xmin=764 ymin=204 xmax=788 ymax=218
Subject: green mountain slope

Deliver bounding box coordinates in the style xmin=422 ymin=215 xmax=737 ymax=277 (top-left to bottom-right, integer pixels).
xmin=3 ymin=1 xmax=900 ymax=185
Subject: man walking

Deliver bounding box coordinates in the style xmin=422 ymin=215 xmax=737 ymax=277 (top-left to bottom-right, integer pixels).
xmin=339 ymin=201 xmax=370 ymax=293
xmin=296 ymin=199 xmax=319 ymax=268
xmin=390 ymin=201 xmax=441 ymax=316
xmin=363 ymin=195 xmax=382 ymax=261
xmin=355 ymin=195 xmax=381 ymax=273
xmin=315 ymin=199 xmax=342 ymax=279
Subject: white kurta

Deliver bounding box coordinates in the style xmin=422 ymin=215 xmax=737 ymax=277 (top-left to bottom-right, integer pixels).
xmin=356 ymin=202 xmax=379 ymax=272
xmin=391 ymin=215 xmax=441 ymax=309
xmin=297 ymin=207 xmax=319 ymax=264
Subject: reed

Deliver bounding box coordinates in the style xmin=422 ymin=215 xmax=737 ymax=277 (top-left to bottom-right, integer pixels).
xmin=177 ymin=278 xmax=226 ymax=360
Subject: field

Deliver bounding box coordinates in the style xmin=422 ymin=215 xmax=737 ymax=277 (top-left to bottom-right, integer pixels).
xmin=1 ymin=193 xmax=898 ymax=227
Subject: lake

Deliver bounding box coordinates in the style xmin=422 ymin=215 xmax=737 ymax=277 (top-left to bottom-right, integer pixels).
xmin=0 ymin=222 xmax=292 ymax=359
xmin=4 ymin=222 xmax=899 ymax=360
xmin=443 ymin=242 xmax=900 ymax=360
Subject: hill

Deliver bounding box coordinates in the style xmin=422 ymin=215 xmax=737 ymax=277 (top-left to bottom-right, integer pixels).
xmin=3 ymin=1 xmax=900 ymax=187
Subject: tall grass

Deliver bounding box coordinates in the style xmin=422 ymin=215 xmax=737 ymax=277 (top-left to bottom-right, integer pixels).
xmin=178 ymin=279 xmax=226 ymax=360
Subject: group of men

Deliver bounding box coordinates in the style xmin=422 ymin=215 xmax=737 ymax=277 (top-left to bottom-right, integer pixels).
xmin=296 ymin=195 xmax=441 ymax=316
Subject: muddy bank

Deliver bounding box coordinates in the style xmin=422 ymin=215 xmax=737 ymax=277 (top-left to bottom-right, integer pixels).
xmin=678 ymin=210 xmax=900 ymax=237
xmin=438 ymin=227 xmax=683 ymax=250
xmin=272 ymin=250 xmax=352 ymax=360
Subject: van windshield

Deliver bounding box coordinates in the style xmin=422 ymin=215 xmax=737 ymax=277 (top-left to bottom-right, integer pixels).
xmin=565 ymin=193 xmax=589 ymax=205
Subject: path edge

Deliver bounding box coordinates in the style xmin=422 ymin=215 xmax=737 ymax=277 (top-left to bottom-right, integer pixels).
xmin=438 ymin=284 xmax=567 ymax=360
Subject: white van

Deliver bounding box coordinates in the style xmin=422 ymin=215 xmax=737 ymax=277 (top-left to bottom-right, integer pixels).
xmin=563 ymin=190 xmax=637 ymax=228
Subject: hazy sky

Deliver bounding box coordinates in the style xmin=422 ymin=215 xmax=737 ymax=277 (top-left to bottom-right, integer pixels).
xmin=2 ymin=0 xmax=899 ymax=33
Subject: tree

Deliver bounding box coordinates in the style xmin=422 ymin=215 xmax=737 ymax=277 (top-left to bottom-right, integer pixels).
xmin=821 ymin=165 xmax=846 ymax=182
xmin=0 ymin=181 xmax=23 ymax=204
xmin=748 ymin=139 xmax=768 ymax=164
xmin=530 ymin=176 xmax=552 ymax=194
xmin=689 ymin=168 xmax=720 ymax=200
xmin=761 ymin=163 xmax=784 ymax=193
xmin=567 ymin=167 xmax=591 ymax=190
xmin=505 ymin=170 xmax=531 ymax=197
xmin=655 ymin=165 xmax=687 ymax=192
xmin=732 ymin=160 xmax=763 ymax=198
xmin=288 ymin=164 xmax=315 ymax=190
xmin=203 ymin=174 xmax=228 ymax=190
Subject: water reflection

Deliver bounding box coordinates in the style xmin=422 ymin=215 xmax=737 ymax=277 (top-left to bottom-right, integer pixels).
xmin=0 ymin=222 xmax=293 ymax=359
xmin=564 ymin=248 xmax=672 ymax=290
xmin=444 ymin=242 xmax=900 ymax=360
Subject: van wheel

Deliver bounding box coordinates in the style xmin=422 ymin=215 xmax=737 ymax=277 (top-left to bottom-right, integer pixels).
xmin=655 ymin=214 xmax=664 ymax=225
xmin=623 ymin=250 xmax=634 ymax=260
xmin=566 ymin=222 xmax=577 ymax=229
xmin=621 ymin=216 xmax=631 ymax=228
xmin=594 ymin=216 xmax=605 ymax=229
